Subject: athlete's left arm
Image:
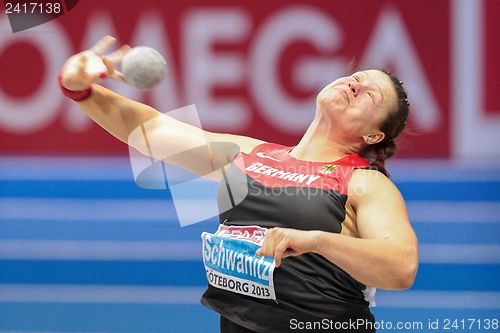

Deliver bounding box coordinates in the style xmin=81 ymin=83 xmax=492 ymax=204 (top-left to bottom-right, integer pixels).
xmin=322 ymin=169 xmax=419 ymax=290
xmin=256 ymin=169 xmax=418 ymax=290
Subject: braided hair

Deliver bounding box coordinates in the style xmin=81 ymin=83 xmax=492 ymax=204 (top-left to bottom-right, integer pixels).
xmin=360 ymin=70 xmax=410 ymax=178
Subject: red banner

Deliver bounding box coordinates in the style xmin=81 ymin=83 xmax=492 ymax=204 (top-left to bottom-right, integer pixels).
xmin=0 ymin=0 xmax=498 ymax=157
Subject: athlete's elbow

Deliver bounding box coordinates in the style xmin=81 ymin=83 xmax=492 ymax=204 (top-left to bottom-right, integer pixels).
xmin=398 ymin=265 xmax=417 ymax=290
xmin=396 ymin=246 xmax=419 ymax=290
xmin=385 ymin=265 xmax=417 ymax=290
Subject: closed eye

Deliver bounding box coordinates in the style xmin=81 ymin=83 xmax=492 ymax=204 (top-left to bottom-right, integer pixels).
xmin=354 ymin=71 xmax=384 ymax=105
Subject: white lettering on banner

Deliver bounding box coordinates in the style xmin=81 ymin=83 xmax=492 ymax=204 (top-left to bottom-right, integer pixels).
xmin=183 ymin=9 xmax=250 ymax=130
xmin=2 ymin=4 xmax=473 ymax=160
xmin=362 ymin=7 xmax=441 ymax=132
xmin=250 ymin=6 xmax=343 ymax=133
xmin=0 ymin=17 xmax=70 ymax=133
xmin=245 ymin=162 xmax=320 ymax=185
xmin=452 ymin=0 xmax=500 ymax=158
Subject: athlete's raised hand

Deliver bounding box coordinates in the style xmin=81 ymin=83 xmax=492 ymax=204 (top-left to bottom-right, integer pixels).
xmin=256 ymin=228 xmax=320 ymax=267
xmin=60 ymin=35 xmax=130 ymax=91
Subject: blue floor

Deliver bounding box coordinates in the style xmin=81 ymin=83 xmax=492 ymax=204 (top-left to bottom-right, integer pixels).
xmin=0 ymin=157 xmax=499 ymax=332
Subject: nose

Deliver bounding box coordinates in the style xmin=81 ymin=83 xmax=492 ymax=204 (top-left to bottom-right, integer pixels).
xmin=348 ymin=80 xmax=359 ymax=96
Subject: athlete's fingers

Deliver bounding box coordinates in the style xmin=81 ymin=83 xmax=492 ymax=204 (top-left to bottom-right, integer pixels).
xmin=101 ymin=57 xmax=115 ymax=75
xmin=274 ymin=238 xmax=291 ymax=267
xmin=257 ymin=228 xmax=288 ymax=262
xmin=255 ymin=238 xmax=272 ymax=257
xmin=77 ymin=54 xmax=89 ymax=78
xmin=256 ymin=228 xmax=279 ymax=257
xmin=282 ymin=249 xmax=296 ymax=259
xmin=106 ymin=45 xmax=131 ymax=64
xmin=256 ymin=231 xmax=271 ymax=256
xmin=110 ymin=69 xmax=126 ymax=82
xmin=101 ymin=56 xmax=127 ymax=82
xmin=89 ymin=35 xmax=116 ymax=55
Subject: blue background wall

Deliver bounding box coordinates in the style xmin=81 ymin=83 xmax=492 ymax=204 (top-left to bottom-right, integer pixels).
xmin=0 ymin=157 xmax=498 ymax=332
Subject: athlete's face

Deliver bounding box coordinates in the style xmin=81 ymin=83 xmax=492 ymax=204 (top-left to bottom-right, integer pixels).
xmin=316 ymin=69 xmax=398 ymax=143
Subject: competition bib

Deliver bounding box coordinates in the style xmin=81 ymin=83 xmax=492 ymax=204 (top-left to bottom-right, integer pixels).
xmin=201 ymin=225 xmax=276 ymax=300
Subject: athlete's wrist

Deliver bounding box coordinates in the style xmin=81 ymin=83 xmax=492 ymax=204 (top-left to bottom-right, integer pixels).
xmin=309 ymin=230 xmax=324 ymax=254
xmin=58 ymin=73 xmax=93 ymax=102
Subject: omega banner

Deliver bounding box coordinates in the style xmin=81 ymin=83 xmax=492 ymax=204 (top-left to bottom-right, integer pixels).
xmin=0 ymin=0 xmax=499 ymax=158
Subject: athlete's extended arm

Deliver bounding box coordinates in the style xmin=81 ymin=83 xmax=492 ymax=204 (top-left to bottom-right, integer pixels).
xmin=60 ymin=36 xmax=265 ymax=172
xmin=256 ymin=169 xmax=418 ymax=290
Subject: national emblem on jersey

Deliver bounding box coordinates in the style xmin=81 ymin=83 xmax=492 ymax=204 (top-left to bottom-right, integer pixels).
xmin=318 ymin=164 xmax=338 ymax=174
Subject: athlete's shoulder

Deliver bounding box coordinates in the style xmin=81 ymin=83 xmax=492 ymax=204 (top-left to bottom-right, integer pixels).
xmin=351 ymin=167 xmax=392 ymax=184
xmin=349 ymin=168 xmax=400 ymax=199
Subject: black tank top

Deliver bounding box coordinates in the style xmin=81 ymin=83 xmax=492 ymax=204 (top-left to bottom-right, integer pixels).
xmin=201 ymin=143 xmax=375 ymax=332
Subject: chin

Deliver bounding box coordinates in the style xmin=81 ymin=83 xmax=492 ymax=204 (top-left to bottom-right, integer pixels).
xmin=317 ymin=95 xmax=343 ymax=113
